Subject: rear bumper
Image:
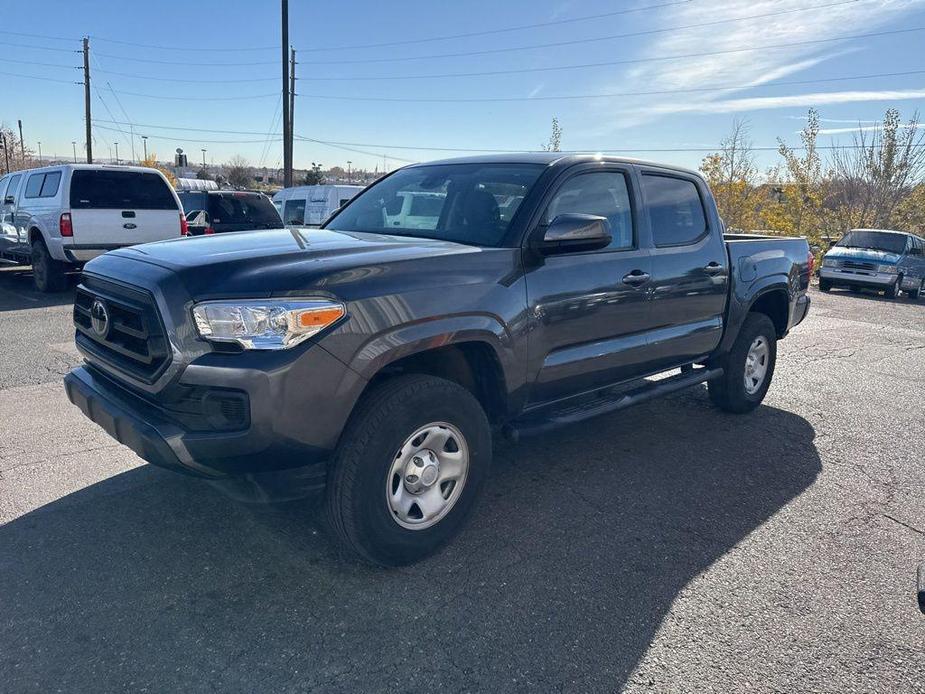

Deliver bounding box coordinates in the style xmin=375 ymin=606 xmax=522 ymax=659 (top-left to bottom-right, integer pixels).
xmin=820 ymin=267 xmax=897 ymax=287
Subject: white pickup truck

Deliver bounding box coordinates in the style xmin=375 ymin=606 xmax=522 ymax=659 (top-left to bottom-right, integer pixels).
xmin=0 ymin=164 xmax=186 ymax=291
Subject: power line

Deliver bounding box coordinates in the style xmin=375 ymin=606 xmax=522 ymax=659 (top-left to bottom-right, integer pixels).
xmin=0 ymin=69 xmax=81 ymax=84
xmin=296 ymin=0 xmax=695 ymax=52
xmin=92 ymin=68 xmax=277 ymax=83
xmin=0 ymin=39 xmax=80 ymax=53
xmin=295 ymin=69 xmax=925 ymax=104
xmin=0 ymin=28 xmax=74 ymax=42
xmin=90 ymin=35 xmax=277 ymax=52
xmin=298 ymin=0 xmax=863 ymax=66
xmin=92 ymin=89 xmax=278 ymax=101
xmin=293 ymin=26 xmax=925 ymax=81
xmin=94 ymin=51 xmax=277 ymax=67
xmin=92 ymin=123 xmax=280 ymax=144
xmin=0 ymin=56 xmax=78 ymax=69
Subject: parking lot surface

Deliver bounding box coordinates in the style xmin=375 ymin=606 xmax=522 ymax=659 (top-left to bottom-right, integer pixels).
xmin=1 ymin=264 xmax=923 ymax=693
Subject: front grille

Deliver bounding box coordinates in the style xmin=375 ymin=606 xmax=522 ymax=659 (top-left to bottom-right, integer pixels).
xmin=842 ymin=260 xmax=877 ymax=271
xmin=74 ymin=277 xmax=171 ymax=383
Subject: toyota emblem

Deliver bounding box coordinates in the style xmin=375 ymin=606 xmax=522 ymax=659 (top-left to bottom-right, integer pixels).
xmin=90 ymin=298 xmax=110 ymax=337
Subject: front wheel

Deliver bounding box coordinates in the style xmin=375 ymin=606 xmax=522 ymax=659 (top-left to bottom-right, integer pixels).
xmin=885 ymin=277 xmax=901 ymax=299
xmin=818 ymin=278 xmax=832 ymax=292
xmin=907 ymin=280 xmax=922 ymax=300
xmin=709 ymin=313 xmax=777 ymax=414
xmin=325 ymin=374 xmax=492 ymax=566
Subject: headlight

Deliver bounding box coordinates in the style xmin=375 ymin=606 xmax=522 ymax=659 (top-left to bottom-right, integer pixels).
xmin=822 ymin=258 xmax=841 ymax=268
xmin=877 ymin=264 xmax=898 ymax=274
xmin=192 ymin=299 xmax=345 ymax=350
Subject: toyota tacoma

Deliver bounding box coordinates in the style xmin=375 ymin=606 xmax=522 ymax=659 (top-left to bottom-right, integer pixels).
xmin=64 ymin=154 xmax=811 ymax=566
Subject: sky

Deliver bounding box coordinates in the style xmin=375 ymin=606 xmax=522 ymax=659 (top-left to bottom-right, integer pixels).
xmin=3 ymin=0 xmax=925 ymax=173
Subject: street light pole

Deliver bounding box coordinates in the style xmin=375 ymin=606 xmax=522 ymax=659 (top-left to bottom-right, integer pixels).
xmin=114 ymin=142 xmax=119 ymax=164
xmin=37 ymin=141 xmax=42 ymax=164
xmin=72 ymin=141 xmax=77 ymax=163
xmin=201 ymin=149 xmax=207 ymax=168
xmin=347 ymin=160 xmax=352 ymax=183
xmin=141 ymin=135 xmax=148 ymax=161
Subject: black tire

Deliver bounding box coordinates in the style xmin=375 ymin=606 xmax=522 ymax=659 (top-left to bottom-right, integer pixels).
xmin=908 ymin=280 xmax=922 ymax=300
xmin=31 ymin=239 xmax=67 ymax=293
xmin=884 ymin=277 xmax=901 ymax=299
xmin=325 ymin=374 xmax=492 ymax=566
xmin=708 ymin=313 xmax=777 ymax=414
xmin=818 ymin=278 xmax=832 ymax=292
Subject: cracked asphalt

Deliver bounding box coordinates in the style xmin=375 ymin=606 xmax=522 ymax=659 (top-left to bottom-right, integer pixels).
xmin=1 ymin=263 xmax=923 ymax=693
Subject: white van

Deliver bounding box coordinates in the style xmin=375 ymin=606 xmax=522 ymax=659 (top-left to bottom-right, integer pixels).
xmin=272 ymin=185 xmax=364 ymax=227
xmin=0 ymin=164 xmax=184 ymax=291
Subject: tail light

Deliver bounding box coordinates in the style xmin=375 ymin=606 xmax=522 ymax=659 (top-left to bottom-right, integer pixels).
xmin=59 ymin=213 xmax=73 ymax=237
xmin=807 ymin=250 xmax=816 ymax=276
xmin=205 ymin=226 xmax=215 ymax=235
xmin=180 ymin=212 xmax=189 ymax=236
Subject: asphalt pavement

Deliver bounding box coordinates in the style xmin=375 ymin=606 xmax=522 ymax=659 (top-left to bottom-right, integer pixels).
xmin=1 ymin=263 xmax=923 ymax=693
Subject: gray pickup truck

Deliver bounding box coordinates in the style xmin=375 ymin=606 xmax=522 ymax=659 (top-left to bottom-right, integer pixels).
xmin=64 ymin=154 xmax=811 ymax=565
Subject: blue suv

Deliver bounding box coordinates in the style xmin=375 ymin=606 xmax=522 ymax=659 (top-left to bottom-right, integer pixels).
xmin=820 ymin=229 xmax=925 ymax=299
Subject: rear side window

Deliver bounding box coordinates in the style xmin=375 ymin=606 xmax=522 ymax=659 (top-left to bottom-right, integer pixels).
xmin=208 ymin=194 xmax=282 ymax=226
xmin=642 ymin=174 xmax=708 ymax=247
xmin=70 ymin=170 xmax=178 ymax=210
xmin=24 ymin=174 xmax=45 ymax=198
xmin=283 ymin=199 xmax=306 ymax=225
xmin=40 ymin=172 xmax=61 ymax=197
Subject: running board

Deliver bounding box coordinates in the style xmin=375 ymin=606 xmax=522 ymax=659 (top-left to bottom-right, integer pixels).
xmin=505 ymin=366 xmax=723 ymax=441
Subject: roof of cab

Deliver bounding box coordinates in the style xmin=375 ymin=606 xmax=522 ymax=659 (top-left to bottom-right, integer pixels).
xmin=406 ymin=152 xmax=704 ymax=178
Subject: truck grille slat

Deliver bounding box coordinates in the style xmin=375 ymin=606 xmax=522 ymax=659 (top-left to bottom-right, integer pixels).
xmin=73 ymin=278 xmax=171 ymax=383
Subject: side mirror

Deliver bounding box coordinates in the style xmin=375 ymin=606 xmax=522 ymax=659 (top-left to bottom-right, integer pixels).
xmin=540 ymin=213 xmax=612 ymax=254
xmin=3 ymin=195 xmax=13 ymax=205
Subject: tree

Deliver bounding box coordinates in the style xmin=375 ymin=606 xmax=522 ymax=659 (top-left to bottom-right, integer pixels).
xmin=302 ymin=162 xmax=324 ymax=186
xmin=541 ymin=117 xmax=562 ymax=152
xmin=140 ymin=153 xmax=176 ymax=187
xmin=700 ymin=118 xmax=760 ymax=230
xmin=196 ymin=167 xmax=213 ymax=181
xmin=226 ymin=155 xmax=253 ymax=188
xmin=827 ymin=108 xmax=925 ymax=231
xmin=0 ymin=124 xmax=36 ymax=172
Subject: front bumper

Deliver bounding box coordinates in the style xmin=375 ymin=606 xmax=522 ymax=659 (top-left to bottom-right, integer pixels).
xmin=820 ymin=267 xmax=897 ymax=287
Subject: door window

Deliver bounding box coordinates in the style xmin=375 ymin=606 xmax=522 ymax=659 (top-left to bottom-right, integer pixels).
xmin=5 ymin=174 xmax=21 ymax=201
xmin=544 ymin=172 xmax=634 ymax=250
xmin=642 ymin=174 xmax=708 ymax=247
xmin=24 ymin=173 xmax=45 ymax=198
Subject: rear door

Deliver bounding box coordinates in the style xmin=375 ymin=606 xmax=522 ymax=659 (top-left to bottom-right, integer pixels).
xmin=68 ymin=169 xmax=181 ymax=247
xmin=207 ymin=192 xmax=283 ymax=232
xmin=641 ymin=169 xmax=728 ymax=369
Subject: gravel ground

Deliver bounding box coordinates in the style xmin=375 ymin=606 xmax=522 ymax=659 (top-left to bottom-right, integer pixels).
xmin=1 ymin=264 xmax=923 ymax=693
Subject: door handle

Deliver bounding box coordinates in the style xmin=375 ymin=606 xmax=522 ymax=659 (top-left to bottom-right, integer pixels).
xmin=622 ymin=270 xmax=650 ymax=286
xmin=703 ymin=262 xmax=724 ymax=275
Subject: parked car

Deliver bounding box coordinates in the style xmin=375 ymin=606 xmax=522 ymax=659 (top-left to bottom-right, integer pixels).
xmin=177 ymin=190 xmax=283 ymax=235
xmin=819 ymin=228 xmax=925 ymax=299
xmin=273 ymin=184 xmax=363 ymax=227
xmin=64 ymin=153 xmax=811 ymax=566
xmin=0 ymin=165 xmax=185 ymax=292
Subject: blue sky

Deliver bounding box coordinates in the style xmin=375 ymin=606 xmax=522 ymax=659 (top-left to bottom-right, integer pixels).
xmin=3 ymin=0 xmax=925 ymax=173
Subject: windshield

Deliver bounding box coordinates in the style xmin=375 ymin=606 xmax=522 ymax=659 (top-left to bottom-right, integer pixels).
xmin=835 ymin=230 xmax=907 ymax=254
xmin=324 ymin=163 xmax=545 ymax=246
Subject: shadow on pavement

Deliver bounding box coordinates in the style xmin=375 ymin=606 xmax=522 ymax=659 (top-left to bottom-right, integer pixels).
xmin=0 ymin=392 xmax=820 ymax=692
xmin=0 ymin=266 xmax=77 ymax=312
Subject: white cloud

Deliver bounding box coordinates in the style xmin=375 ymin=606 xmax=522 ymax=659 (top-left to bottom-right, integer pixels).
xmin=609 ymin=0 xmax=925 ymax=127
xmin=647 ymin=89 xmax=925 ymax=115
xmin=816 ymin=121 xmax=925 ymax=134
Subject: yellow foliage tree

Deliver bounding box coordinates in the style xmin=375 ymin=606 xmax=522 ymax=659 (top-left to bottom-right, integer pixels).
xmin=139 ymin=153 xmax=177 ymax=188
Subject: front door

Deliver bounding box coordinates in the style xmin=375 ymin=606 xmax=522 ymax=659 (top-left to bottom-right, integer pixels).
xmin=524 ymin=166 xmax=656 ymax=404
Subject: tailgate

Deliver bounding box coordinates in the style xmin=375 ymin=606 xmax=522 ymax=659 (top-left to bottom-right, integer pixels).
xmin=69 ymin=169 xmax=180 ymax=247
xmin=71 ymin=208 xmax=180 ymax=246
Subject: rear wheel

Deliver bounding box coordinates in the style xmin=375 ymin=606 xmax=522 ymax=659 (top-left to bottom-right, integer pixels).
xmin=325 ymin=374 xmax=491 ymax=566
xmin=908 ymin=280 xmax=922 ymax=300
xmin=31 ymin=239 xmax=67 ymax=293
xmin=709 ymin=313 xmax=777 ymax=414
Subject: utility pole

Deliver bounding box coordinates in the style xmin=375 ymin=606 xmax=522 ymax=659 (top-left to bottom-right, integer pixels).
xmin=289 ymin=46 xmax=296 ymax=177
xmin=141 ymin=135 xmax=148 ymax=161
xmin=201 ymin=148 xmax=207 ymax=168
xmin=17 ymin=120 xmax=25 ymax=162
xmin=72 ymin=141 xmax=77 ymax=163
xmin=83 ymin=37 xmax=93 ymax=163
xmin=281 ymin=0 xmax=292 ymax=187
xmin=1 ymin=133 xmax=9 ymax=173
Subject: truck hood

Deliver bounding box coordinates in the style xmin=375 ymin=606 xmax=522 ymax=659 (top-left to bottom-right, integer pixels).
xmin=825 ymin=246 xmax=902 ymax=264
xmin=100 ymin=227 xmax=491 ymax=299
